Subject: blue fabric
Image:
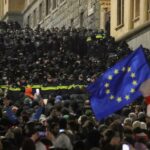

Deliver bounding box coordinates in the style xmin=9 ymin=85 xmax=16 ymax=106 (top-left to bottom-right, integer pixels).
xmin=87 ymin=47 xmax=150 ymax=120
xmin=5 ymin=107 xmax=18 ymax=124
xmin=30 ymin=107 xmax=43 ymax=121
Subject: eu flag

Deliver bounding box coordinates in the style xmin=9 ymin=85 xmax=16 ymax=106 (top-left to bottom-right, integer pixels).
xmin=87 ymin=47 xmax=150 ymax=120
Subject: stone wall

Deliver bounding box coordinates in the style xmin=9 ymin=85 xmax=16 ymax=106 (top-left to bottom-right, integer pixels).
xmin=23 ymin=0 xmax=100 ymax=29
xmin=127 ymin=26 xmax=150 ymax=50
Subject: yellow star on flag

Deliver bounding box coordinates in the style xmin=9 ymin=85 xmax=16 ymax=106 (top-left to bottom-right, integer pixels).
xmin=131 ymin=73 xmax=136 ymax=78
xmin=114 ymin=69 xmax=119 ymax=74
xmin=106 ymin=89 xmax=110 ymax=94
xmin=108 ymin=75 xmax=113 ymax=80
xmin=117 ymin=97 xmax=122 ymax=102
xmin=128 ymin=67 xmax=131 ymax=72
xmin=122 ymin=67 xmax=126 ymax=72
xmin=104 ymin=83 xmax=109 ymax=88
xmin=110 ymin=95 xmax=114 ymax=100
xmin=132 ymin=80 xmax=137 ymax=86
xmin=130 ymin=88 xmax=135 ymax=93
xmin=125 ymin=95 xmax=130 ymax=100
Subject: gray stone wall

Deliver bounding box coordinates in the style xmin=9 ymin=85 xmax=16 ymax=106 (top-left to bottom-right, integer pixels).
xmin=127 ymin=27 xmax=150 ymax=50
xmin=23 ymin=0 xmax=100 ymax=29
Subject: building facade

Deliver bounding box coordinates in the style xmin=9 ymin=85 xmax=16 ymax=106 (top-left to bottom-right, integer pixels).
xmin=111 ymin=0 xmax=150 ymax=49
xmin=23 ymin=0 xmax=100 ymax=29
xmin=0 ymin=0 xmax=25 ymax=26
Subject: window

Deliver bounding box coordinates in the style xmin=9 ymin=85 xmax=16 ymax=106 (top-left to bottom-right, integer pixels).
xmin=117 ymin=0 xmax=124 ymax=26
xmin=33 ymin=9 xmax=37 ymax=27
xmin=52 ymin=0 xmax=57 ymax=10
xmin=133 ymin=0 xmax=140 ymax=19
xmin=79 ymin=0 xmax=81 ymax=6
xmin=39 ymin=3 xmax=43 ymax=21
xmin=80 ymin=12 xmax=84 ymax=27
xmin=27 ymin=15 xmax=31 ymax=27
xmin=148 ymin=0 xmax=150 ymax=19
xmin=148 ymin=0 xmax=150 ymax=12
xmin=46 ymin=0 xmax=51 ymax=15
xmin=71 ymin=18 xmax=74 ymax=27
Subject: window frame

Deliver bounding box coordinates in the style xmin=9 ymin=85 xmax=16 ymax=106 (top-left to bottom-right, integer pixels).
xmin=52 ymin=0 xmax=57 ymax=10
xmin=46 ymin=0 xmax=51 ymax=16
xmin=133 ymin=0 xmax=140 ymax=21
xmin=116 ymin=0 xmax=124 ymax=28
xmin=39 ymin=2 xmax=43 ymax=22
xmin=27 ymin=14 xmax=31 ymax=27
xmin=33 ymin=9 xmax=37 ymax=27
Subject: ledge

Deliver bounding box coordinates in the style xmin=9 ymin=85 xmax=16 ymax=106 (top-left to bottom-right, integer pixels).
xmin=132 ymin=16 xmax=140 ymax=22
xmin=45 ymin=13 xmax=51 ymax=20
xmin=115 ymin=21 xmax=150 ymax=42
xmin=59 ymin=0 xmax=66 ymax=7
xmin=115 ymin=24 xmax=124 ymax=30
xmin=51 ymin=7 xmax=58 ymax=14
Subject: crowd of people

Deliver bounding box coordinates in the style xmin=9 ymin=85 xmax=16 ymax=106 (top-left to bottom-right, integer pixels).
xmin=0 ymin=21 xmax=150 ymax=150
xmin=0 ymin=21 xmax=133 ymax=87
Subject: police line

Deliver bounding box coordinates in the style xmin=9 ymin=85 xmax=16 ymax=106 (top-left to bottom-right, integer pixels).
xmin=0 ymin=85 xmax=86 ymax=91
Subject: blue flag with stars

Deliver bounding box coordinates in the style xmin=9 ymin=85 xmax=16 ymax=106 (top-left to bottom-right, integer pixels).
xmin=87 ymin=47 xmax=150 ymax=120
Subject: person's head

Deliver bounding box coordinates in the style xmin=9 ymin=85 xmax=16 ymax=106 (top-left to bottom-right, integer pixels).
xmin=103 ymin=129 xmax=122 ymax=146
xmin=135 ymin=105 xmax=141 ymax=114
xmin=129 ymin=112 xmax=137 ymax=122
xmin=3 ymin=97 xmax=10 ymax=107
xmin=132 ymin=120 xmax=141 ymax=131
xmin=50 ymin=107 xmax=60 ymax=118
xmin=138 ymin=112 xmax=146 ymax=122
xmin=49 ymin=122 xmax=59 ymax=136
xmin=123 ymin=118 xmax=133 ymax=127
